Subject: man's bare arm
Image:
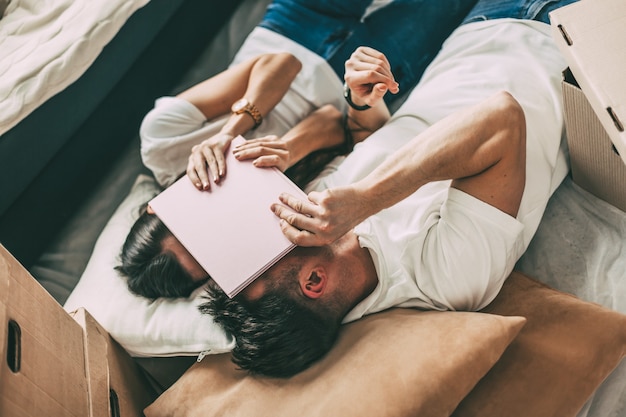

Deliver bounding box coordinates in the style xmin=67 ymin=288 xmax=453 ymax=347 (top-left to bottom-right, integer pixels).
xmin=272 ymin=91 xmax=527 ymax=246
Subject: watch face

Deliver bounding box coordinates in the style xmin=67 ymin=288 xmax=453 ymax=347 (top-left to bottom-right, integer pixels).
xmin=232 ymin=98 xmax=249 ymax=112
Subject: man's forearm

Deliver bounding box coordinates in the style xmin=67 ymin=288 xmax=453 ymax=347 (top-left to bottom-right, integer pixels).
xmin=345 ymin=102 xmax=390 ymax=145
xmin=351 ymin=91 xmax=526 ymax=220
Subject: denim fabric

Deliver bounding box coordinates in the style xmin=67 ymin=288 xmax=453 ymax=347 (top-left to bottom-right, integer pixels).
xmin=259 ymin=0 xmax=478 ymax=104
xmin=462 ymin=0 xmax=578 ymax=24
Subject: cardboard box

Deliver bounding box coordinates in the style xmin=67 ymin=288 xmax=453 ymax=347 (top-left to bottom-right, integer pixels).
xmin=550 ymin=0 xmax=626 ymax=212
xmin=71 ymin=308 xmax=157 ymax=417
xmin=1 ymin=244 xmax=90 ymax=417
xmin=0 ymin=244 xmax=157 ymax=416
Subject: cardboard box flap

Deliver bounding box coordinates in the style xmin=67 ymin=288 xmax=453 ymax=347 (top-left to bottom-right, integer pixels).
xmin=550 ymin=0 xmax=626 ymax=164
xmin=1 ymin=244 xmax=91 ymax=416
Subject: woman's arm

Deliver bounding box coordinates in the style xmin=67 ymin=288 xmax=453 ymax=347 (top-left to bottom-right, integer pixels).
xmin=184 ymin=53 xmax=302 ymax=189
xmin=231 ymin=104 xmax=344 ymax=171
xmin=178 ymin=52 xmax=301 ymax=127
xmin=228 ymin=47 xmax=402 ymax=173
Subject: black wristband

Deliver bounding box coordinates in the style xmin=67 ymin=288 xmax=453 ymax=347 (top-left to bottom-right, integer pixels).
xmin=343 ymin=83 xmax=371 ymax=111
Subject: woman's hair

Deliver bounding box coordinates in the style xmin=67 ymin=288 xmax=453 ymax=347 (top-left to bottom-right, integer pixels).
xmin=284 ymin=135 xmax=353 ymax=188
xmin=115 ymin=207 xmax=206 ymax=300
xmin=200 ymin=253 xmax=344 ymax=378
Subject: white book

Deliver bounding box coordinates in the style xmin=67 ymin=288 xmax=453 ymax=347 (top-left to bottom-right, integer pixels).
xmin=148 ymin=136 xmax=306 ymax=298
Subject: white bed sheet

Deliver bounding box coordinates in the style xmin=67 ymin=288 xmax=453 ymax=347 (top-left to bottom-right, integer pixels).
xmin=517 ymin=176 xmax=626 ymax=417
xmin=0 ymin=0 xmax=149 ymax=135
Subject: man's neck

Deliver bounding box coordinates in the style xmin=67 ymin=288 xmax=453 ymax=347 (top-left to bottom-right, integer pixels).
xmin=335 ymin=231 xmax=379 ymax=309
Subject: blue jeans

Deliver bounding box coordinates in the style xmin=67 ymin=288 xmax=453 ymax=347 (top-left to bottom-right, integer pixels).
xmin=259 ymin=0 xmax=478 ymax=106
xmin=259 ymin=0 xmax=579 ymax=105
xmin=462 ymin=0 xmax=578 ymax=24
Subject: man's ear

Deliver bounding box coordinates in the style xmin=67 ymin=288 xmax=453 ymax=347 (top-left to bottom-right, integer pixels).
xmin=299 ymin=268 xmax=328 ymax=299
xmin=146 ymin=204 xmax=155 ymax=215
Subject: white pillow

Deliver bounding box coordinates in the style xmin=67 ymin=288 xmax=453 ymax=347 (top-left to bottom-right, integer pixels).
xmin=63 ymin=174 xmax=235 ymax=357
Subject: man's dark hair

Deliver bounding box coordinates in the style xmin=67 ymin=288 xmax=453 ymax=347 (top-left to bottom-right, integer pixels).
xmin=115 ymin=207 xmax=206 ymax=300
xmin=199 ymin=262 xmax=343 ymax=378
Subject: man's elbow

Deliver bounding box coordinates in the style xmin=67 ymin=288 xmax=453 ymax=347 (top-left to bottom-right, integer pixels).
xmin=491 ymin=91 xmax=526 ymax=131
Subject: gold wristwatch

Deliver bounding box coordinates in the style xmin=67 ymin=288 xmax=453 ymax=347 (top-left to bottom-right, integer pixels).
xmin=231 ymin=98 xmax=263 ymax=128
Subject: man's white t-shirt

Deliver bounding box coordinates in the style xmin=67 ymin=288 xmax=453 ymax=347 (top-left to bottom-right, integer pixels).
xmin=140 ymin=27 xmax=345 ymax=187
xmin=306 ymin=19 xmax=569 ymax=322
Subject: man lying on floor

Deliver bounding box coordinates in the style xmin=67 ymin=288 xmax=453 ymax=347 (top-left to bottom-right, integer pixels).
xmin=200 ymin=0 xmax=575 ymax=378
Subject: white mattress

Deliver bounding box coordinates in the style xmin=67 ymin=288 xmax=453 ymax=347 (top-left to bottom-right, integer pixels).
xmin=0 ymin=0 xmax=149 ymax=135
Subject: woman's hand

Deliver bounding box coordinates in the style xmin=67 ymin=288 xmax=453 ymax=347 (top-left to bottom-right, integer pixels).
xmin=270 ymin=186 xmax=370 ymax=246
xmin=232 ymin=135 xmax=293 ymax=172
xmin=186 ymin=132 xmax=235 ymax=190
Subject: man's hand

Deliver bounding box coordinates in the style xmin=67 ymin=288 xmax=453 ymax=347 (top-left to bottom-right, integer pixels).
xmin=344 ymin=46 xmax=399 ymax=108
xmin=232 ymin=135 xmax=293 ymax=172
xmin=186 ymin=132 xmax=235 ymax=190
xmin=270 ymin=186 xmax=369 ymax=246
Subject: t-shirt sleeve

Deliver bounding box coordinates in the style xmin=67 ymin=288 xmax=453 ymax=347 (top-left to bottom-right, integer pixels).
xmin=413 ymin=188 xmax=525 ymax=311
xmin=139 ymin=97 xmax=228 ymax=187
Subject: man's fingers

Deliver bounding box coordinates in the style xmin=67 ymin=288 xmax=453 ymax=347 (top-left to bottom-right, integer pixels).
xmin=271 ymin=199 xmax=317 ymax=230
xmin=346 ymin=47 xmax=398 ymax=93
xmin=277 ymin=219 xmax=323 ymax=247
xmin=278 ymin=193 xmax=321 ymax=218
xmin=273 ymin=206 xmax=327 ymax=247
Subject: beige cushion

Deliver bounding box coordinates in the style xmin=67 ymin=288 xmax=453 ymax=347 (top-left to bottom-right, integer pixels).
xmin=453 ymin=271 xmax=626 ymax=417
xmin=145 ymin=309 xmax=524 ymax=417
xmin=146 ymin=272 xmax=626 ymax=417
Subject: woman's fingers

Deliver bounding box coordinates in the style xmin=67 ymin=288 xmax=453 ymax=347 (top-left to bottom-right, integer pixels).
xmin=186 ymin=145 xmax=228 ymax=190
xmin=233 ymin=137 xmax=290 ymax=170
xmin=186 ymin=157 xmax=203 ymax=190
